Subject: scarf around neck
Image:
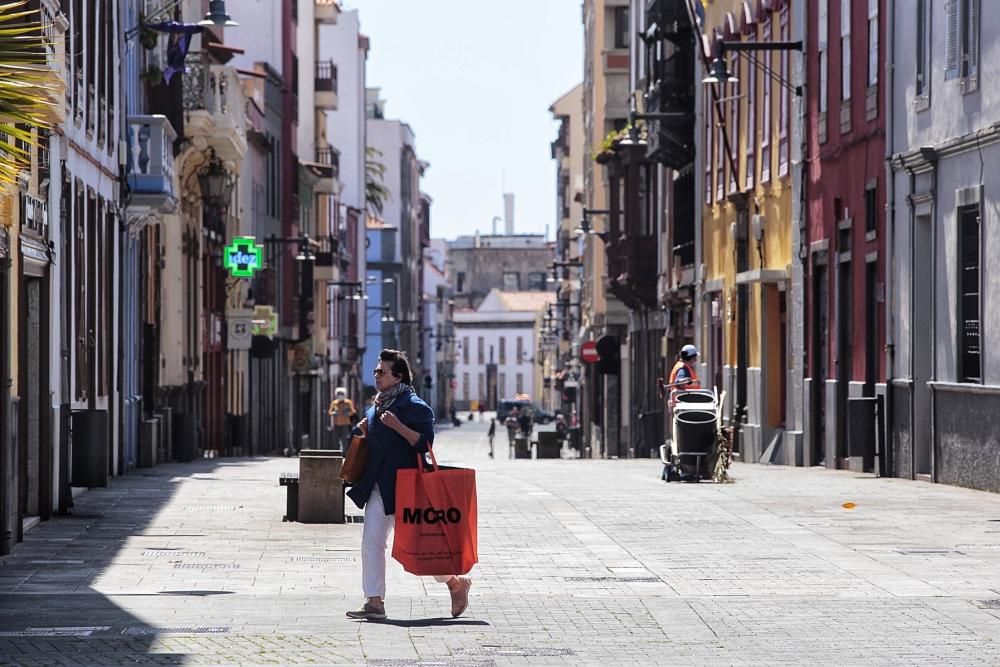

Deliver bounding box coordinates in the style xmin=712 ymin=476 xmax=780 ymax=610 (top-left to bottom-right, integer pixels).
xmin=374 ymin=382 xmax=413 ymax=415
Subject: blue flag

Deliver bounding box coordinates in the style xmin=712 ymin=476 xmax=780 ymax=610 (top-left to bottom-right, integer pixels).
xmin=147 ymin=21 xmax=204 ymax=84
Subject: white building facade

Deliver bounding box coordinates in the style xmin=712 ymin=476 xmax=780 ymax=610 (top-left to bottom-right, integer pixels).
xmin=453 ymin=289 xmax=553 ymax=410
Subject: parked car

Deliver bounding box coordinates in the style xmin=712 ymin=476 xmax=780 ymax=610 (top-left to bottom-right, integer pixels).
xmin=532 ymin=407 xmax=556 ymax=425
xmin=497 ymin=399 xmax=531 ymax=424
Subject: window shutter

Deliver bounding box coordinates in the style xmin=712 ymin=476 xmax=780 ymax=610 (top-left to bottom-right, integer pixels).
xmin=818 ymin=0 xmax=828 ymax=49
xmin=945 ymin=0 xmax=959 ymax=79
xmin=968 ymin=0 xmax=980 ymax=80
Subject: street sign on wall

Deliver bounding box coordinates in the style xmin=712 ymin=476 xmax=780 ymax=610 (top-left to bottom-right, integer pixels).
xmin=581 ymin=340 xmax=600 ymax=364
xmin=227 ymin=309 xmax=252 ymax=350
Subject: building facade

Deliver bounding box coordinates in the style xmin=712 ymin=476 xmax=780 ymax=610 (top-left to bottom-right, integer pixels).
xmin=453 ymin=290 xmax=554 ymax=411
xmin=582 ymin=0 xmax=631 ymax=458
xmin=888 ymin=0 xmax=1000 ymax=492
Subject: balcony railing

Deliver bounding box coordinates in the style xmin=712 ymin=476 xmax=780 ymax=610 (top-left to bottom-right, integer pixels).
xmin=126 ymin=114 xmax=178 ymax=210
xmin=315 ymin=146 xmax=340 ymax=178
xmin=181 ymin=53 xmax=248 ymax=158
xmin=315 ymin=60 xmax=338 ymax=94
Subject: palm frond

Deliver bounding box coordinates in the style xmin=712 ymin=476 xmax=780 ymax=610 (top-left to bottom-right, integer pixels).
xmin=0 ymin=0 xmax=54 ymax=185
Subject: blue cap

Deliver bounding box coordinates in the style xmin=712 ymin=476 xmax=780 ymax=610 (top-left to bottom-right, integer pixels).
xmin=681 ymin=344 xmax=699 ymax=357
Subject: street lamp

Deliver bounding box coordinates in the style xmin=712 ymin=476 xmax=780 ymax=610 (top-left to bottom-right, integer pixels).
xmin=197 ymin=150 xmax=236 ymax=211
xmin=329 ymin=280 xmax=367 ymax=301
xmin=198 ymin=0 xmax=238 ymax=27
xmin=547 ymin=259 xmax=584 ymax=283
xmin=702 ymin=37 xmax=803 ymax=94
xmin=574 ymin=208 xmax=610 ymax=239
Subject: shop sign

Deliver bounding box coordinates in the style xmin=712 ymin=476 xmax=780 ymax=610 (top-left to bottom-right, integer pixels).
xmin=223 ymin=236 xmax=263 ymax=278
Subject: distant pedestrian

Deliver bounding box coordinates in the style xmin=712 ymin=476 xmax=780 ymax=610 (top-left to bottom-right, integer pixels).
xmin=487 ymin=418 xmax=496 ymax=459
xmin=327 ymin=387 xmax=356 ymax=451
xmin=505 ymin=409 xmax=519 ymax=454
xmin=478 ymin=400 xmax=486 ymax=422
xmin=518 ymin=408 xmax=532 ymax=439
xmin=345 ymin=349 xmax=472 ymax=621
xmin=555 ymin=414 xmax=567 ymax=440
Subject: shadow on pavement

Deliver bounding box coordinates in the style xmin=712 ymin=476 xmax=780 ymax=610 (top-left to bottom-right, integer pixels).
xmin=0 ymin=457 xmax=230 ymax=665
xmin=367 ymin=617 xmax=490 ymax=628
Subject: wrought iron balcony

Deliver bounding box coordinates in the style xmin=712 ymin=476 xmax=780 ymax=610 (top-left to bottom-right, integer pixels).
xmin=126 ymin=115 xmax=178 ymax=213
xmin=607 ymin=236 xmax=658 ymax=310
xmin=181 ymin=53 xmax=248 ymax=161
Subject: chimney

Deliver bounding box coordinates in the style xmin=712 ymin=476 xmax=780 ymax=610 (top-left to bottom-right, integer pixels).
xmin=503 ymin=193 xmax=514 ymax=234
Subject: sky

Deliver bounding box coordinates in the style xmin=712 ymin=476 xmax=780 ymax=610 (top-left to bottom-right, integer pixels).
xmin=348 ymin=0 xmax=584 ymax=242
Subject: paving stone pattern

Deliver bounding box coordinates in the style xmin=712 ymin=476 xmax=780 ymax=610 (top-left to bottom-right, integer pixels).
xmin=3 ymin=422 xmax=1000 ymax=664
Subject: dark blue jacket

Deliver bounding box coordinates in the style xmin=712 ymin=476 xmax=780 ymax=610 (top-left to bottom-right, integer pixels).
xmin=346 ymin=390 xmax=434 ymax=515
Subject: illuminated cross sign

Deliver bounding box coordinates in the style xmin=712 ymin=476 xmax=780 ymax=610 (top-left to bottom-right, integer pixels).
xmin=223 ymin=236 xmax=263 ymax=278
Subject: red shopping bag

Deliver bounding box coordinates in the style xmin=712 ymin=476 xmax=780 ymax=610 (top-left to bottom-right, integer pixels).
xmin=392 ymin=449 xmax=478 ymax=576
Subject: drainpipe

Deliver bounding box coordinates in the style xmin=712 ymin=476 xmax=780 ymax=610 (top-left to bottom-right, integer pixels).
xmin=883 ymin=0 xmax=896 ymax=478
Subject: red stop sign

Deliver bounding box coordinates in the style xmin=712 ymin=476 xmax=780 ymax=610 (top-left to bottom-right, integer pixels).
xmin=581 ymin=341 xmax=600 ymax=364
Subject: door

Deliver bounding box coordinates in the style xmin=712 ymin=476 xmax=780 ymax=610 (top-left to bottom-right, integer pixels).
xmin=912 ymin=214 xmax=932 ymax=476
xmin=812 ymin=264 xmax=829 ymax=465
xmin=836 ymin=259 xmax=853 ymax=465
xmin=18 ymin=273 xmax=52 ymax=521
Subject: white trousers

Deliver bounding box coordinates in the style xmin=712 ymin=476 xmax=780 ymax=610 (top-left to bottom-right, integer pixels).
xmin=361 ymin=485 xmax=456 ymax=598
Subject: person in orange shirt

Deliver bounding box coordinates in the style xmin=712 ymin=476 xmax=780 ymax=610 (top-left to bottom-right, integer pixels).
xmin=328 ymin=387 xmax=357 ymax=451
xmin=667 ymin=344 xmax=701 ymax=406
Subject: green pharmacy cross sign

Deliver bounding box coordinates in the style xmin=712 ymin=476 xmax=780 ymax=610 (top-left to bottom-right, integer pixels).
xmin=223 ymin=236 xmax=263 ymax=278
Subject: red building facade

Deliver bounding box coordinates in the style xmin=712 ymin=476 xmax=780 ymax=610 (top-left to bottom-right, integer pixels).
xmin=804 ymin=0 xmax=886 ymax=468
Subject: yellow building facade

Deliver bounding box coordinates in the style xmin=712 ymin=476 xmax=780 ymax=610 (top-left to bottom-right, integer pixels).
xmin=700 ymin=0 xmax=794 ymax=459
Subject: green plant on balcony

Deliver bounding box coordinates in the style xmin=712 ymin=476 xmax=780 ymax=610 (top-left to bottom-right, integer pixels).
xmin=138 ymin=23 xmax=158 ymax=50
xmin=140 ymin=65 xmax=163 ymax=86
xmin=591 ymin=125 xmax=630 ymax=163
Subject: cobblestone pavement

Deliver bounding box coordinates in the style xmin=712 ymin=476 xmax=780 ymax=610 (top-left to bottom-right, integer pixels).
xmin=4 ymin=422 xmax=1000 ymax=665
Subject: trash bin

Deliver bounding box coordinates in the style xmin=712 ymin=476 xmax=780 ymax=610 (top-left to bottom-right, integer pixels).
xmin=674 ymin=409 xmax=717 ymax=478
xmin=567 ymin=426 xmax=582 ymax=452
xmin=537 ymin=431 xmax=560 ymax=459
xmin=298 ymin=450 xmax=344 ymax=523
xmin=139 ymin=417 xmax=160 ymax=468
xmin=279 ymin=472 xmax=300 ymax=522
xmin=847 ymin=397 xmax=877 ymax=473
xmin=154 ymin=406 xmax=173 ymax=463
xmin=71 ymin=410 xmax=109 ymax=488
xmin=173 ymin=412 xmax=197 ymax=462
xmin=674 ymin=390 xmax=716 ymax=406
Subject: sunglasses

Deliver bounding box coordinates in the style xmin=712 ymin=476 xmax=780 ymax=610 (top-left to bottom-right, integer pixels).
xmin=373 ymin=368 xmax=386 ymax=377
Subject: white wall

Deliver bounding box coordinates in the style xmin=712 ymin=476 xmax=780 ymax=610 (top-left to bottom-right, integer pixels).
xmin=453 ymin=323 xmax=538 ymax=402
xmin=296 ymin=0 xmax=316 ymax=159
xmin=320 ymin=10 xmax=366 ymax=211
xmin=220 ymin=0 xmax=283 ymax=71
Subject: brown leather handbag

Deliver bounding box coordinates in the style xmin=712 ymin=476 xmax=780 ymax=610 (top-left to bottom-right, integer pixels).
xmin=339 ymin=434 xmax=369 ymax=484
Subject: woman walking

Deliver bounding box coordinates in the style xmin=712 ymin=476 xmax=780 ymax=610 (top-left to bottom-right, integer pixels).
xmin=346 ymin=349 xmax=472 ymax=621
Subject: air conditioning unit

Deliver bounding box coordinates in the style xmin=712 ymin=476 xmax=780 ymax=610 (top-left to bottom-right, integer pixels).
xmin=751 ymin=214 xmax=766 ymax=241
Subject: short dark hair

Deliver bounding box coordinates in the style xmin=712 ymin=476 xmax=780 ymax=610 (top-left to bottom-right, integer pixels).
xmin=379 ymin=349 xmax=412 ymax=384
